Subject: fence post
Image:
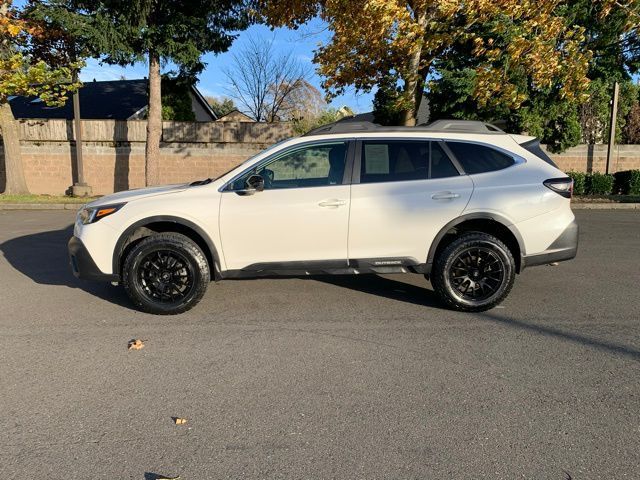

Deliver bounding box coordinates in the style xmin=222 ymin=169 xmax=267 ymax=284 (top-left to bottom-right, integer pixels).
xmin=606 ymin=81 xmax=619 ymax=175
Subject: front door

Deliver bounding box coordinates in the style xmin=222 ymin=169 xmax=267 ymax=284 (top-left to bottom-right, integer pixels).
xmin=219 ymin=140 xmax=352 ymax=271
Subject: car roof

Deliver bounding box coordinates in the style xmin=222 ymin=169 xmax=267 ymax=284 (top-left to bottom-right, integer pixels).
xmin=302 ymin=119 xmax=505 ymax=137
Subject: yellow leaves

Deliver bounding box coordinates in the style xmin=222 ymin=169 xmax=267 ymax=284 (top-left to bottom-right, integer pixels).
xmin=261 ymin=0 xmax=593 ymax=116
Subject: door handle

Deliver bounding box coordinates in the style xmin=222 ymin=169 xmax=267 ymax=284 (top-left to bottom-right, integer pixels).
xmin=431 ymin=192 xmax=460 ymax=200
xmin=318 ymin=199 xmax=347 ymax=208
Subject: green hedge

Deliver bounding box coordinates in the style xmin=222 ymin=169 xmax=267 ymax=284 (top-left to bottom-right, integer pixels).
xmin=566 ymin=171 xmax=586 ymax=195
xmin=585 ymin=172 xmax=615 ymax=195
xmin=613 ymin=169 xmax=640 ymax=195
xmin=567 ymin=172 xmax=614 ymax=195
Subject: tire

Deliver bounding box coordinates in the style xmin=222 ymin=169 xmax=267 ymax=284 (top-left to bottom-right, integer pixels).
xmin=122 ymin=232 xmax=210 ymax=315
xmin=430 ymin=232 xmax=515 ymax=312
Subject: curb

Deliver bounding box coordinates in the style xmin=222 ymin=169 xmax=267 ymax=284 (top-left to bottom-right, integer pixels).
xmin=571 ymin=203 xmax=640 ymax=210
xmin=0 ymin=203 xmax=82 ymax=210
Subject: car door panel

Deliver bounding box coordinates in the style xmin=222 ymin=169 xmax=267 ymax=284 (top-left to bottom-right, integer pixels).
xmin=219 ymin=140 xmax=352 ymax=271
xmin=347 ymin=139 xmax=474 ymax=263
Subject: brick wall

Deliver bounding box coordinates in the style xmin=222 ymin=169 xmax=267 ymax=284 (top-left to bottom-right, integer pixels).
xmin=548 ymin=144 xmax=640 ymax=173
xmin=0 ymin=119 xmax=291 ymax=195
xmin=2 ymin=119 xmax=640 ymax=196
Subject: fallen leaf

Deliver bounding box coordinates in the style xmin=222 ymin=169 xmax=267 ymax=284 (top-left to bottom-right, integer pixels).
xmin=127 ymin=339 xmax=144 ymax=350
xmin=174 ymin=417 xmax=187 ymax=425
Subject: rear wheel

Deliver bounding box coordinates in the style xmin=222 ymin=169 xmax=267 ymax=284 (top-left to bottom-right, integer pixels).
xmin=431 ymin=232 xmax=515 ymax=312
xmin=122 ymin=232 xmax=210 ymax=315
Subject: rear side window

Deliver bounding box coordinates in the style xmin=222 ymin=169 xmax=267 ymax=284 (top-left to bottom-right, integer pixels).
xmin=359 ymin=140 xmax=459 ymax=183
xmin=360 ymin=140 xmax=428 ymax=183
xmin=430 ymin=142 xmax=459 ymax=179
xmin=446 ymin=142 xmax=515 ymax=174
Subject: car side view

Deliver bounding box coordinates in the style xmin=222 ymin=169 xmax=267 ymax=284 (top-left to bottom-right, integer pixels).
xmin=68 ymin=119 xmax=578 ymax=314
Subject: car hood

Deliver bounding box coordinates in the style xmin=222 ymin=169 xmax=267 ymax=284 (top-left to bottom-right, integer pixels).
xmin=87 ymin=183 xmax=190 ymax=207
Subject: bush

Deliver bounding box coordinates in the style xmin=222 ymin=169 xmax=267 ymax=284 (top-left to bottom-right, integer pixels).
xmin=585 ymin=172 xmax=615 ymax=195
xmin=566 ymin=171 xmax=586 ymax=195
xmin=613 ymin=169 xmax=640 ymax=195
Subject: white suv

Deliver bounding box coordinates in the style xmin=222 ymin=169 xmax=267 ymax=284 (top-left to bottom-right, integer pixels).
xmin=68 ymin=120 xmax=578 ymax=314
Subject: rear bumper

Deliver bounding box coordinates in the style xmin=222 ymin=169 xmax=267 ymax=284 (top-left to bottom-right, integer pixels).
xmin=521 ymin=218 xmax=578 ymax=269
xmin=68 ymin=236 xmax=119 ymax=282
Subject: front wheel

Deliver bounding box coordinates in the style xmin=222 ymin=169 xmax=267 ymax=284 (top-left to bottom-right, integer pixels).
xmin=122 ymin=232 xmax=210 ymax=315
xmin=431 ymin=232 xmax=516 ymax=312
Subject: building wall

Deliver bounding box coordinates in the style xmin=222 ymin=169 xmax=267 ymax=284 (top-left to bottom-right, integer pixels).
xmin=2 ymin=119 xmax=640 ymax=196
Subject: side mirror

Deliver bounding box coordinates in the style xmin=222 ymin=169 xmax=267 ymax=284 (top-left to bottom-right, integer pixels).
xmin=246 ymin=174 xmax=265 ymax=192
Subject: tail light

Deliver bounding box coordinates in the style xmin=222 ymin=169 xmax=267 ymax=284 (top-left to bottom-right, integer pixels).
xmin=544 ymin=177 xmax=573 ymax=198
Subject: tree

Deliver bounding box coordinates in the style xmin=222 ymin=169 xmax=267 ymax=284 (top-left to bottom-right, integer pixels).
xmin=223 ymin=36 xmax=312 ymax=122
xmin=206 ymin=96 xmax=236 ymax=118
xmin=427 ymin=2 xmax=640 ymax=150
xmin=291 ymin=107 xmax=349 ymax=135
xmin=161 ymin=76 xmax=196 ymax=121
xmin=0 ymin=0 xmax=79 ymax=194
xmin=78 ymin=0 xmax=251 ymax=185
xmin=261 ymin=0 xmax=592 ymax=126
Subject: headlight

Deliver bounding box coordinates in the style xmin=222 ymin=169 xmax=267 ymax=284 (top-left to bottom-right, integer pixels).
xmin=78 ymin=203 xmax=126 ymax=225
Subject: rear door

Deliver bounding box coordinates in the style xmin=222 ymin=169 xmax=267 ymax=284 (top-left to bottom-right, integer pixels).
xmin=347 ymin=139 xmax=474 ymax=265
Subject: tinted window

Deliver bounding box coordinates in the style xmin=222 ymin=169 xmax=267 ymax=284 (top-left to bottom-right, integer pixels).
xmin=430 ymin=142 xmax=459 ymax=179
xmin=446 ymin=142 xmax=515 ymax=174
xmin=231 ymin=142 xmax=347 ymax=190
xmin=360 ymin=141 xmax=428 ymax=183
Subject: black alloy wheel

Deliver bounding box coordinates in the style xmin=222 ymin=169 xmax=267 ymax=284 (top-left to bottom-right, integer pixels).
xmin=431 ymin=232 xmax=516 ymax=312
xmin=122 ymin=232 xmax=210 ymax=315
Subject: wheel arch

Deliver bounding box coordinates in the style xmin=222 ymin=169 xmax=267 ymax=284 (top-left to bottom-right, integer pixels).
xmin=426 ymin=213 xmax=525 ymax=274
xmin=113 ymin=216 xmax=220 ymax=279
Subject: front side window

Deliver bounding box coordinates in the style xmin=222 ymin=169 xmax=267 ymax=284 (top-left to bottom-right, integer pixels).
xmin=446 ymin=142 xmax=515 ymax=174
xmin=230 ymin=141 xmax=348 ymax=190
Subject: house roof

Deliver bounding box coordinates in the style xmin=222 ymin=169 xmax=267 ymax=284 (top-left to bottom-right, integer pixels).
xmin=9 ymin=79 xmax=217 ymax=121
xmin=215 ymin=110 xmax=254 ymax=122
xmin=10 ymin=79 xmax=149 ymax=120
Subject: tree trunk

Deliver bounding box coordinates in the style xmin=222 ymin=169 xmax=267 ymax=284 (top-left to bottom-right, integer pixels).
xmin=401 ymin=10 xmax=428 ymax=126
xmin=0 ymin=102 xmax=29 ymax=195
xmin=145 ymin=51 xmax=162 ymax=186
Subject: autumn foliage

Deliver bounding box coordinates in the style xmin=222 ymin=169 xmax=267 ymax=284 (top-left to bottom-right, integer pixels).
xmin=261 ymin=0 xmax=603 ymax=125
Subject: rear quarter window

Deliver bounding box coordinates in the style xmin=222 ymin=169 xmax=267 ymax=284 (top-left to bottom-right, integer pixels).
xmin=446 ymin=142 xmax=515 ymax=174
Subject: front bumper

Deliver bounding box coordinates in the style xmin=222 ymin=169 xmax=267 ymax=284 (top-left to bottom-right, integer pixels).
xmin=68 ymin=236 xmax=119 ymax=282
xmin=521 ymin=218 xmax=579 ymax=269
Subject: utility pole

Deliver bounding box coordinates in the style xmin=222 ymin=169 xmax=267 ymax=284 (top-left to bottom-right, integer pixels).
xmin=606 ymin=81 xmax=619 ymax=175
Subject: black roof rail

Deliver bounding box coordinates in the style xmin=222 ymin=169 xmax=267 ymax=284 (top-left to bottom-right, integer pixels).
xmin=301 ymin=118 xmax=506 ymax=136
xmin=302 ymin=120 xmax=379 ymax=136
xmin=420 ymin=119 xmax=504 ymax=133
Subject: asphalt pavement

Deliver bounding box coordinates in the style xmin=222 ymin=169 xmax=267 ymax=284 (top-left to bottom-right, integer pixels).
xmin=0 ymin=210 xmax=638 ymax=479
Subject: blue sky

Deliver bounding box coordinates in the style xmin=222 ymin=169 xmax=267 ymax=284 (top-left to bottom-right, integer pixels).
xmin=79 ymin=21 xmax=375 ymax=114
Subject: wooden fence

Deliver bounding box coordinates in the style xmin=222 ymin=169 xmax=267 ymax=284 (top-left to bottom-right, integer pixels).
xmin=17 ymin=119 xmax=294 ymax=144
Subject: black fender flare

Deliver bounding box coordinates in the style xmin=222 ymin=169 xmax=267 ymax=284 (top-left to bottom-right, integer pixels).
xmin=112 ymin=215 xmax=221 ymax=276
xmin=425 ymin=212 xmax=526 ymax=272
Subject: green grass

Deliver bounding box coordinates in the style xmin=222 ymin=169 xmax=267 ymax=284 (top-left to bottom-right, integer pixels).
xmin=0 ymin=194 xmax=98 ymax=204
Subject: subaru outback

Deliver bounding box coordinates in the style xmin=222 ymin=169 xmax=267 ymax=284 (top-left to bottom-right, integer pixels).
xmin=68 ymin=120 xmax=578 ymax=314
